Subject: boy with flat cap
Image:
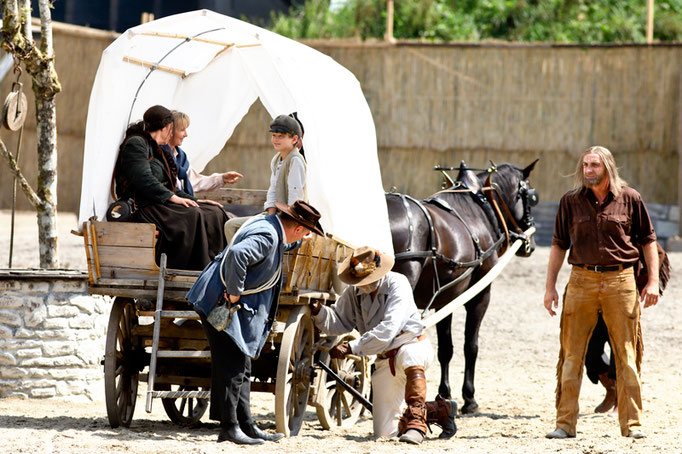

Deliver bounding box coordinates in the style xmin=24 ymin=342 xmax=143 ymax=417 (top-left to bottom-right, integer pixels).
xmin=225 ymin=114 xmax=307 ymax=241
xmin=188 ymin=200 xmax=324 ymax=445
xmin=310 ymin=247 xmax=458 ymax=444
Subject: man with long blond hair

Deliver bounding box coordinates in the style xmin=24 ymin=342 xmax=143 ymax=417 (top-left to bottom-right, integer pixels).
xmin=543 ymin=145 xmax=659 ymax=440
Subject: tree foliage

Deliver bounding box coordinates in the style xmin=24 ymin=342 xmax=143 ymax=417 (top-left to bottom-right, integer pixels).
xmin=270 ymin=0 xmax=682 ymax=43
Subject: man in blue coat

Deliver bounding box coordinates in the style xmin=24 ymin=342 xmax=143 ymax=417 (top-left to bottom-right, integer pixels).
xmin=186 ymin=200 xmax=324 ymax=445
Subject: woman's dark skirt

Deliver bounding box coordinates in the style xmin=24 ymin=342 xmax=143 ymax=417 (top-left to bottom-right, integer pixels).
xmin=137 ymin=202 xmax=228 ymax=271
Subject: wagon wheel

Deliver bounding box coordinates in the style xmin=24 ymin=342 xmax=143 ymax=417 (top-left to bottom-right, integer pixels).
xmin=275 ymin=306 xmax=314 ymax=437
xmin=104 ymin=297 xmax=140 ymax=428
xmin=158 ymin=384 xmax=209 ymax=425
xmin=315 ymin=333 xmax=372 ymax=429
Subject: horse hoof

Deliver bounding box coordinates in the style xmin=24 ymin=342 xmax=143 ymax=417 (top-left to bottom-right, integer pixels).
xmin=460 ymin=402 xmax=479 ymax=414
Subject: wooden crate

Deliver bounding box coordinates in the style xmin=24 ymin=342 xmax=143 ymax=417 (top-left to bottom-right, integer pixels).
xmin=282 ymin=234 xmax=354 ymax=296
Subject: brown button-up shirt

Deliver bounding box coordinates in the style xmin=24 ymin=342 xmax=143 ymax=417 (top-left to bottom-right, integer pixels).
xmin=552 ymin=186 xmax=656 ymax=266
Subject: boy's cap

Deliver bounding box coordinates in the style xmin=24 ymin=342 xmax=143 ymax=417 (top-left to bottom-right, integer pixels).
xmin=269 ymin=114 xmax=302 ymax=137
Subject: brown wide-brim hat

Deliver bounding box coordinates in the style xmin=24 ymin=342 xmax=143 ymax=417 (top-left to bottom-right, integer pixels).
xmin=275 ymin=200 xmax=324 ymax=237
xmin=337 ymin=246 xmax=395 ymax=287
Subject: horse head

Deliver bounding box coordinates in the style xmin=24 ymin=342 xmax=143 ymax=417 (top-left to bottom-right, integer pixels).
xmin=481 ymin=159 xmax=539 ymax=257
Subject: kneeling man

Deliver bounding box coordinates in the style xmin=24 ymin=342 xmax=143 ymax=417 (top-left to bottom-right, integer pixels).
xmin=311 ymin=246 xmax=457 ymax=444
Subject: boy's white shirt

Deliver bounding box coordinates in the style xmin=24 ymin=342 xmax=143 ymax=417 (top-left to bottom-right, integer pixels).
xmin=264 ymin=149 xmax=306 ymax=209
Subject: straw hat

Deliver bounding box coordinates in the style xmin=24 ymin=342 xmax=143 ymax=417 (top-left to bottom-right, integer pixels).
xmin=337 ymin=246 xmax=395 ymax=287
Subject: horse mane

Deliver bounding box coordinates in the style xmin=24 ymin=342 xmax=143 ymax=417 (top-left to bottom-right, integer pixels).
xmin=476 ymin=163 xmax=521 ymax=206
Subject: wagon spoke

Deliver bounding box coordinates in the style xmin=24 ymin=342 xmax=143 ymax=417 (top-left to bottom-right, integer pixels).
xmin=121 ymin=310 xmax=129 ymax=339
xmin=340 ymin=391 xmax=352 ymax=416
xmin=335 ymin=391 xmax=342 ymax=425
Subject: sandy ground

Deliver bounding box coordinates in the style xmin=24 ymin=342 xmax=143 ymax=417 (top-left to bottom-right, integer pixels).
xmin=1 ymin=210 xmax=681 ymax=453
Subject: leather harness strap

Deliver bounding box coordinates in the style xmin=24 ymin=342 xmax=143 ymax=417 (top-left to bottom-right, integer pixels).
xmin=484 ymin=173 xmax=510 ymax=250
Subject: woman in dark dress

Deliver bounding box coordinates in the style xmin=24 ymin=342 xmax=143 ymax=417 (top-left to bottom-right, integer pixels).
xmin=114 ymin=105 xmax=228 ymax=270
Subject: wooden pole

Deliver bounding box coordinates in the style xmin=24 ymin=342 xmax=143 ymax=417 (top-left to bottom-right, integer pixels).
xmin=646 ymin=0 xmax=655 ymax=44
xmin=385 ymin=0 xmax=396 ymax=43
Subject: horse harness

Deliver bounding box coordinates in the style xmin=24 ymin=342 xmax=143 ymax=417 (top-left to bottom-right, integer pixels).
xmin=388 ymin=171 xmax=536 ymax=315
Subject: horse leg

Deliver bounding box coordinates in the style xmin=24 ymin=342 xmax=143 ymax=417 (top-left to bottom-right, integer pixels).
xmin=461 ymin=287 xmax=491 ymax=414
xmin=435 ymin=314 xmax=453 ymax=399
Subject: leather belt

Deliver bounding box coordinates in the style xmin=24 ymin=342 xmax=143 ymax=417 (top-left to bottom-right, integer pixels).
xmin=377 ymin=334 xmax=427 ymax=376
xmin=573 ymin=263 xmax=633 ymax=273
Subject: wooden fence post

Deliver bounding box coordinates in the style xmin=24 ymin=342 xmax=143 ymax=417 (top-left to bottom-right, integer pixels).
xmin=385 ymin=0 xmax=396 ymax=43
xmin=647 ymin=0 xmax=655 ymax=44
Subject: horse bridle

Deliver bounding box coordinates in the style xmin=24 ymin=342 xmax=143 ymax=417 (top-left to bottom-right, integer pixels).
xmin=483 ymin=170 xmax=538 ymax=253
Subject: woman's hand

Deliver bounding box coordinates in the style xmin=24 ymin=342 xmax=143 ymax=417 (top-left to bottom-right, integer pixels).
xmin=222 ymin=171 xmax=243 ymax=184
xmin=169 ymin=194 xmax=199 ymax=207
xmin=198 ymin=199 xmax=223 ymax=207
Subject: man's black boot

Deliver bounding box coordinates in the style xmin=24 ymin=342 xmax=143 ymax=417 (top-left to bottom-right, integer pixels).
xmin=241 ymin=423 xmax=285 ymax=441
xmin=217 ymin=425 xmax=264 ymax=444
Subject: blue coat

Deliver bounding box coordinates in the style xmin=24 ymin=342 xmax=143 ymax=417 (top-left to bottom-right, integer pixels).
xmin=162 ymin=144 xmax=194 ymax=196
xmin=186 ymin=215 xmax=298 ymax=358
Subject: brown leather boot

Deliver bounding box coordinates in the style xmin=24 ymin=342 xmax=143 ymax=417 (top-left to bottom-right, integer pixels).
xmin=595 ymin=373 xmax=617 ymax=413
xmin=426 ymin=394 xmax=458 ymax=439
xmin=398 ymin=366 xmax=427 ymax=444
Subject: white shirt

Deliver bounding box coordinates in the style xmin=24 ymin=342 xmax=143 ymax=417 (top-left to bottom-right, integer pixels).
xmin=188 ymin=167 xmax=224 ymax=192
xmin=171 ymin=146 xmax=224 ymax=193
xmin=312 ymin=272 xmax=425 ymax=357
xmin=264 ymin=151 xmax=306 ymax=210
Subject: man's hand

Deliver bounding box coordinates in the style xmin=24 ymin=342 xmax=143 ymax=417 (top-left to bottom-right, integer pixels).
xmin=308 ymin=299 xmax=322 ymax=316
xmin=544 ymin=288 xmax=560 ymax=316
xmin=640 ymin=282 xmax=659 ymax=308
xmin=227 ymin=294 xmax=240 ymax=304
xmin=641 ymin=241 xmax=660 ymax=309
xmin=222 ymin=171 xmax=243 ymax=185
xmin=330 ymin=342 xmax=351 ymax=359
xmin=543 ymin=245 xmax=566 ymax=317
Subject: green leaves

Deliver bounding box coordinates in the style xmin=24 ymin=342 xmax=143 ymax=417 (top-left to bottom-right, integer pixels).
xmin=269 ymin=0 xmax=682 ymax=43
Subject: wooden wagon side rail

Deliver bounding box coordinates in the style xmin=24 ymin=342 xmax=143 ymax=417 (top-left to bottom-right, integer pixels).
xmin=83 ymin=220 xmax=201 ymax=301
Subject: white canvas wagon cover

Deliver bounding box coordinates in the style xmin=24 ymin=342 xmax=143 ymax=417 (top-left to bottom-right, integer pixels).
xmin=78 ymin=9 xmax=392 ymax=253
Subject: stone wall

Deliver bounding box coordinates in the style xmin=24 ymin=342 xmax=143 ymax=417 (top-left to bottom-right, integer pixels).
xmin=0 ymin=271 xmax=110 ymax=401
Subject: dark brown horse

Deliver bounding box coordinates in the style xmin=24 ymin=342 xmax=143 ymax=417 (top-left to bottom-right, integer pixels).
xmin=386 ymin=160 xmax=539 ymax=414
